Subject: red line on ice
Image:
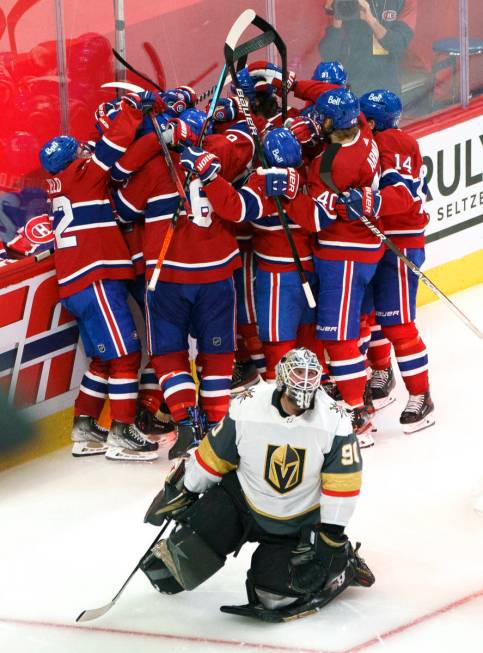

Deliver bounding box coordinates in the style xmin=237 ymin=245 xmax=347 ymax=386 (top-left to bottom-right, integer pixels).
xmin=0 ymin=587 xmax=482 ymax=653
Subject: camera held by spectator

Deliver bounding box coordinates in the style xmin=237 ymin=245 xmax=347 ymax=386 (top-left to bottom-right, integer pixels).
xmin=334 ymin=0 xmax=360 ymax=21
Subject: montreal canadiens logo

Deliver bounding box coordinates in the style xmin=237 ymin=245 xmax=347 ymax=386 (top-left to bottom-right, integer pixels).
xmin=382 ymin=10 xmax=397 ymax=21
xmin=25 ymin=215 xmax=54 ymax=244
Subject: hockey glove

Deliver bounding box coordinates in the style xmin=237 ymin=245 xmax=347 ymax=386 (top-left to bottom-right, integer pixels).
xmin=163 ymin=118 xmax=196 ymax=147
xmin=247 ymin=60 xmax=297 ymax=96
xmin=257 ymin=166 xmax=299 ymax=200
xmin=336 ymin=187 xmax=382 ymax=221
xmin=162 ymin=87 xmax=196 ymax=116
xmin=176 ymin=85 xmax=197 ymax=107
xmin=144 ymin=458 xmax=198 ymax=526
xmin=211 ymin=97 xmax=240 ymax=122
xmin=286 ymin=116 xmax=321 ymax=146
xmin=180 ymin=145 xmax=221 ymax=184
xmin=94 ymin=100 xmax=118 ymax=133
xmin=121 ymin=91 xmax=166 ymax=114
xmin=288 ymin=525 xmax=350 ymax=594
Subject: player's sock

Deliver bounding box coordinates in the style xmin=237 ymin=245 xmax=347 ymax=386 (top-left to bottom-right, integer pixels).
xmin=74 ymin=357 xmax=109 ymax=419
xmin=198 ymin=352 xmax=234 ymax=424
xmin=108 ymin=351 xmax=141 ymax=424
xmin=152 ymin=351 xmax=196 ymax=423
xmin=367 ymin=322 xmax=392 ymax=370
xmin=263 ymin=340 xmax=296 ymax=381
xmin=238 ymin=323 xmax=266 ymax=378
xmin=323 ymin=339 xmax=367 ymax=409
xmin=382 ymin=322 xmax=429 ymax=395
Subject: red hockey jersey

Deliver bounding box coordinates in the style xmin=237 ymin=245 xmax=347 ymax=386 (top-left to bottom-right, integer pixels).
xmin=204 ymin=171 xmax=314 ymax=273
xmin=45 ymin=104 xmax=142 ymax=298
xmin=113 ymin=126 xmax=255 ymax=284
xmin=376 ymin=128 xmax=429 ymax=249
xmin=285 ymin=125 xmax=384 ymax=263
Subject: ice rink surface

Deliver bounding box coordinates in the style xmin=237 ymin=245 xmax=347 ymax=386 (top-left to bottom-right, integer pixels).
xmin=1 ymin=284 xmax=482 ymax=653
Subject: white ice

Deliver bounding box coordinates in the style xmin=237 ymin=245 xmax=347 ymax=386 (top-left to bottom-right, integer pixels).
xmin=1 ymin=284 xmax=482 ymax=653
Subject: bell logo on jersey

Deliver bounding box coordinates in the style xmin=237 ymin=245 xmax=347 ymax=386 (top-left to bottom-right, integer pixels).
xmin=264 ymin=444 xmax=306 ymax=494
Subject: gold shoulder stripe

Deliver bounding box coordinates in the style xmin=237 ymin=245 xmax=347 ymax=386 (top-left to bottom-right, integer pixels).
xmin=197 ymin=437 xmax=237 ymax=476
xmin=321 ymin=471 xmax=362 ymax=496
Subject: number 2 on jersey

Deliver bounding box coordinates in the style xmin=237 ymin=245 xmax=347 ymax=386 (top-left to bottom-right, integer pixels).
xmin=52 ymin=196 xmax=77 ymax=249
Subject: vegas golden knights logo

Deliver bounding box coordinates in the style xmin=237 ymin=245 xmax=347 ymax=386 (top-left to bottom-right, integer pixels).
xmin=264 ymin=444 xmax=306 ymax=494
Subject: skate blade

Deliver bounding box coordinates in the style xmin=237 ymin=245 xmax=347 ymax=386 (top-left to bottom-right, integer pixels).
xmin=357 ymin=435 xmax=375 ymax=449
xmin=72 ymin=442 xmax=108 ymax=457
xmin=401 ymin=414 xmax=435 ymax=434
xmin=372 ymin=395 xmax=396 ymax=411
xmin=105 ymin=446 xmax=158 ymax=462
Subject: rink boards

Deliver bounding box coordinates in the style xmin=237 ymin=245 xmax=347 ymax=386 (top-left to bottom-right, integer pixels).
xmin=0 ymin=107 xmax=482 ymax=469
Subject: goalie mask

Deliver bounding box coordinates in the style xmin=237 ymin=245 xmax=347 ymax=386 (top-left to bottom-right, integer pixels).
xmin=275 ymin=348 xmax=322 ymax=410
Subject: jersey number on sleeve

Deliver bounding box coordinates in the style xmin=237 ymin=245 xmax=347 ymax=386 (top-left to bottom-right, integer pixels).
xmin=189 ymin=178 xmax=214 ymax=228
xmin=52 ymin=196 xmax=77 ymax=249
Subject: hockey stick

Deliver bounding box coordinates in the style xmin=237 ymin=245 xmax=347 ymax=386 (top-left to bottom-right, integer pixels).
xmin=112 ymin=48 xmax=218 ymax=105
xmin=319 ymin=146 xmax=483 ymax=339
xmin=76 ymin=518 xmax=172 ymax=623
xmin=101 ymin=81 xmax=193 ymax=220
xmin=225 ymin=15 xmax=316 ymax=309
xmin=147 ymin=9 xmax=261 ymax=292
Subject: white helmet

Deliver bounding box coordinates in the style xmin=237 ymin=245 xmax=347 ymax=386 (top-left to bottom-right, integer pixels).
xmin=275 ymin=347 xmax=322 ymax=410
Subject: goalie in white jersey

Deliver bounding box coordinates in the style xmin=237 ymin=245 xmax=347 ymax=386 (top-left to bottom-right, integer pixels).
xmin=140 ymin=348 xmax=374 ymax=622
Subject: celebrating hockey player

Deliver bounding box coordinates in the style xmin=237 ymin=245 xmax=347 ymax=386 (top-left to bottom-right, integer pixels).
xmin=140 ymin=348 xmax=374 ymax=622
xmin=358 ymin=89 xmax=435 ymax=433
xmin=39 ymin=91 xmax=163 ymax=461
xmin=261 ymin=88 xmax=382 ymax=444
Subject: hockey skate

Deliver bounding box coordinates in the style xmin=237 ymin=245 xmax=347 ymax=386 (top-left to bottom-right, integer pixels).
xmin=71 ymin=416 xmax=109 ymax=457
xmin=322 ymin=382 xmax=342 ymax=402
xmin=168 ymin=406 xmax=207 ymax=460
xmin=105 ymin=420 xmax=159 ymax=461
xmin=220 ymin=542 xmax=374 ymax=623
xmin=135 ymin=403 xmax=175 ymax=444
xmin=363 ymin=381 xmax=375 ymax=416
xmin=231 ymin=360 xmax=261 ymax=394
xmin=400 ymin=391 xmax=435 ymax=434
xmin=350 ymin=407 xmax=375 ymax=448
xmin=369 ymin=367 xmax=396 ymax=410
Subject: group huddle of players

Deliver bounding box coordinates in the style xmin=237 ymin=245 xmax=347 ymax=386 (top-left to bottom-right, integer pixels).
xmin=38 ymin=56 xmax=435 ymax=462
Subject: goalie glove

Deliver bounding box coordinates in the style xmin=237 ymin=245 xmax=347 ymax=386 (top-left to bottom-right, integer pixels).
xmin=256 ymin=165 xmax=300 ymax=200
xmin=336 ymin=187 xmax=382 ymax=221
xmin=247 ymin=60 xmax=297 ymax=96
xmin=180 ymin=145 xmax=221 ymax=184
xmin=144 ymin=458 xmax=198 ymax=526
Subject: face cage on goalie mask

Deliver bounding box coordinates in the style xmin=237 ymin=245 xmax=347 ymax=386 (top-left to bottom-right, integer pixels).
xmin=282 ymin=365 xmax=322 ymax=410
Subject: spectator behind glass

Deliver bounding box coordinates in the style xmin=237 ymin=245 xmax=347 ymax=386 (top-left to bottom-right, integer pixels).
xmin=319 ymin=0 xmax=416 ymax=97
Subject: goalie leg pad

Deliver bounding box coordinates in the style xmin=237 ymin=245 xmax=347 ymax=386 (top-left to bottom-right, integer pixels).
xmin=140 ymin=550 xmax=184 ymax=595
xmin=152 ymin=525 xmax=224 ymax=590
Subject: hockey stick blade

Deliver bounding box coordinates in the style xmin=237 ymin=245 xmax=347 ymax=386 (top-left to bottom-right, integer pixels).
xmin=76 ymin=601 xmax=115 ymax=623
xmin=101 ymin=81 xmax=145 ymax=94
xmin=225 ymin=9 xmax=256 ymax=50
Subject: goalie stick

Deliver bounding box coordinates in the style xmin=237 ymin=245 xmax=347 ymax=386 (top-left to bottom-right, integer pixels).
xmin=319 ymin=145 xmax=483 ymax=339
xmin=76 ymin=518 xmax=173 ymax=622
xmin=225 ymin=13 xmax=316 ymax=309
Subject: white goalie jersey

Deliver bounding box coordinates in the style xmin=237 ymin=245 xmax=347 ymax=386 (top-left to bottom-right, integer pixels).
xmin=184 ymin=382 xmax=362 ymax=535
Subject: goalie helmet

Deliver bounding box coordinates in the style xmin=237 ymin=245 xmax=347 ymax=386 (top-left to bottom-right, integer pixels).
xmin=359 ymin=89 xmax=402 ymax=131
xmin=275 ymin=347 xmax=322 ymax=410
xmin=263 ymin=127 xmax=302 ymax=168
xmin=39 ymin=135 xmax=79 ymax=174
xmin=311 ymin=60 xmax=347 ymax=86
xmin=314 ymin=88 xmax=359 ymax=130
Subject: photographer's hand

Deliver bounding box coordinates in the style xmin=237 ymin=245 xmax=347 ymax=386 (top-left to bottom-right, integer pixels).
xmin=325 ymin=0 xmax=342 ymax=28
xmin=357 ymin=0 xmax=387 ymax=40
